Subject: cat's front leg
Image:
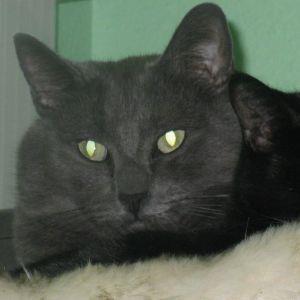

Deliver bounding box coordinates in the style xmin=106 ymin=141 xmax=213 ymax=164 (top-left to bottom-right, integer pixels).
xmin=12 ymin=243 xmax=125 ymax=278
xmin=12 ymin=249 xmax=84 ymax=278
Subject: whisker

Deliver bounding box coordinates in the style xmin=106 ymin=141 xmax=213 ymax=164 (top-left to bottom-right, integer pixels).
xmin=203 ymin=194 xmax=230 ymax=198
xmin=162 ymin=197 xmax=229 ymax=206
xmin=42 ymin=207 xmax=81 ymax=217
xmin=244 ymin=217 xmax=250 ymax=240
xmin=258 ymin=213 xmax=286 ymax=224
xmin=186 ymin=204 xmax=226 ymax=219
xmin=188 ymin=206 xmax=225 ymax=214
xmin=187 ymin=210 xmax=225 ymax=218
xmin=187 ymin=212 xmax=221 ymax=220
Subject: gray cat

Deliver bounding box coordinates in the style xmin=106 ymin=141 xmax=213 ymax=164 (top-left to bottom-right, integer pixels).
xmin=13 ymin=3 xmax=300 ymax=277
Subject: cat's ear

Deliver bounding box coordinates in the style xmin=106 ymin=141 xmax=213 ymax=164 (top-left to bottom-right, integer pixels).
xmin=14 ymin=33 xmax=77 ymax=116
xmin=159 ymin=3 xmax=233 ymax=92
xmin=229 ymin=73 xmax=291 ymax=153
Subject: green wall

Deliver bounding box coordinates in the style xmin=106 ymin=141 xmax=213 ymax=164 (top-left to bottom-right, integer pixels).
xmin=56 ymin=0 xmax=92 ymax=60
xmin=57 ymin=0 xmax=300 ymax=91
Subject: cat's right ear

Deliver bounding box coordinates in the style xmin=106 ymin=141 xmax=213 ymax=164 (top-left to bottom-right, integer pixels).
xmin=14 ymin=33 xmax=77 ymax=117
xmin=159 ymin=3 xmax=233 ymax=93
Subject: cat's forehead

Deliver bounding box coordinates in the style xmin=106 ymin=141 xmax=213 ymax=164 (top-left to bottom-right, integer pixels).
xmin=89 ymin=57 xmax=184 ymax=127
xmin=91 ymin=56 xmax=200 ymax=125
xmin=76 ymin=56 xmax=206 ymax=152
xmin=102 ymin=67 xmax=152 ymax=120
xmin=81 ymin=58 xmax=154 ymax=157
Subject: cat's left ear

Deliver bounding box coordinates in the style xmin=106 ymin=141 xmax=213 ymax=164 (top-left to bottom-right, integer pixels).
xmin=14 ymin=33 xmax=78 ymax=117
xmin=229 ymin=73 xmax=291 ymax=153
xmin=159 ymin=3 xmax=233 ymax=92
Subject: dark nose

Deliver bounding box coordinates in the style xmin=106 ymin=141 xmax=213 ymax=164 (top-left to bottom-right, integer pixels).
xmin=119 ymin=192 xmax=148 ymax=218
xmin=116 ymin=159 xmax=150 ymax=217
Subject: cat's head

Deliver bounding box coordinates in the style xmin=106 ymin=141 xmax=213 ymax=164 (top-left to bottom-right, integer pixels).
xmin=14 ymin=4 xmax=240 ymax=244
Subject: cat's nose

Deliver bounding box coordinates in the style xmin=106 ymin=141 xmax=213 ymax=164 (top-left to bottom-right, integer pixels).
xmin=119 ymin=192 xmax=148 ymax=218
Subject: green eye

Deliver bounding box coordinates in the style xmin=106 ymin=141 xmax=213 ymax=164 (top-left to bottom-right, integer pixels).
xmin=157 ymin=130 xmax=185 ymax=154
xmin=78 ymin=140 xmax=107 ymax=161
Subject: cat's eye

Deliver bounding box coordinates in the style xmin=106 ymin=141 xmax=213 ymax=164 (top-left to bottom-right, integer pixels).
xmin=157 ymin=130 xmax=185 ymax=154
xmin=78 ymin=140 xmax=107 ymax=161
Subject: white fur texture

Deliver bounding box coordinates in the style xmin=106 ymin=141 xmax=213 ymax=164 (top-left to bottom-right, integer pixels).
xmin=1 ymin=223 xmax=300 ymax=300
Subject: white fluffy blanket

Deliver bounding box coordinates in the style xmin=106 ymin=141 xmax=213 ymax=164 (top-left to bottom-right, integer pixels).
xmin=1 ymin=223 xmax=300 ymax=300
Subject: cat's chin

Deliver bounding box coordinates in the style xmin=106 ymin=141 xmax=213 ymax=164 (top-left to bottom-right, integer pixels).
xmin=126 ymin=215 xmax=163 ymax=233
xmin=127 ymin=220 xmax=146 ymax=232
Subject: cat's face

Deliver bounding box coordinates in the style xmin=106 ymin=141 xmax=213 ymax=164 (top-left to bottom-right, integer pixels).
xmin=33 ymin=57 xmax=241 ymax=235
xmin=15 ymin=4 xmax=241 ymax=256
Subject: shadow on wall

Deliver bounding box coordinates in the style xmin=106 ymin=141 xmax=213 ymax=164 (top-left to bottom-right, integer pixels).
xmin=229 ymin=22 xmax=246 ymax=72
xmin=56 ymin=0 xmax=246 ymax=73
xmin=56 ymin=0 xmax=89 ymax=4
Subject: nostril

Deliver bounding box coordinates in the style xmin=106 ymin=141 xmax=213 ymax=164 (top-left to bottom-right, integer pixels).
xmin=119 ymin=192 xmax=148 ymax=218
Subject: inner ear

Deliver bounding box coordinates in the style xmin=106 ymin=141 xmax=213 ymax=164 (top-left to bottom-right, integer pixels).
xmin=229 ymin=73 xmax=291 ymax=153
xmin=159 ymin=3 xmax=233 ymax=92
xmin=14 ymin=33 xmax=79 ymax=117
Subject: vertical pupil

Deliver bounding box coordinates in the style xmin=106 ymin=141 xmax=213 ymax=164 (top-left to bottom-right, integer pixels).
xmin=165 ymin=131 xmax=176 ymax=147
xmin=86 ymin=140 xmax=96 ymax=157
